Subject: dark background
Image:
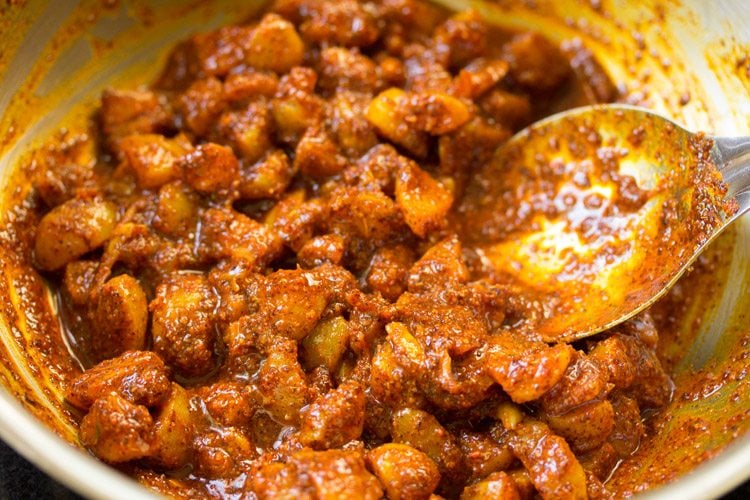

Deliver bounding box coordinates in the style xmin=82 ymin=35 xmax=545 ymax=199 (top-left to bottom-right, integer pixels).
xmin=1 ymin=439 xmax=748 ymax=499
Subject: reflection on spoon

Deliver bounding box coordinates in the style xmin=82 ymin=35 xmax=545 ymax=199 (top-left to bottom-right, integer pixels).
xmin=457 ymin=105 xmax=747 ymax=342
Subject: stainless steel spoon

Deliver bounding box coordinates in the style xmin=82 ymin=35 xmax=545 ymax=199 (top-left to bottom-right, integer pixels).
xmin=457 ymin=104 xmax=750 ymax=342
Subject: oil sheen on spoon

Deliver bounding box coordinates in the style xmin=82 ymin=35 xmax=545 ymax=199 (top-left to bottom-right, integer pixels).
xmin=458 ymin=105 xmax=739 ymax=343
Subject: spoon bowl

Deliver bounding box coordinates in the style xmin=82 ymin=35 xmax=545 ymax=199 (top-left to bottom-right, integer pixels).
xmin=458 ymin=104 xmax=749 ymax=342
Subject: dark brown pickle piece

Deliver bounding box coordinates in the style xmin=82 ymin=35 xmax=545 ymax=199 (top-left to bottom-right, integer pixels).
xmin=100 ymin=88 xmax=170 ymax=155
xmin=177 ymin=77 xmax=226 ymax=137
xmin=251 ymin=448 xmax=383 ymax=500
xmin=80 ymin=393 xmax=155 ymax=463
xmin=34 ymin=198 xmax=117 ymax=271
xmin=509 ymin=421 xmax=588 ymax=500
xmin=119 ymin=133 xmax=190 ymax=189
xmin=90 ymin=274 xmax=148 ymax=362
xmin=213 ymin=103 xmax=273 ymax=165
xmin=299 ymin=380 xmax=366 ymax=449
xmin=457 ymin=430 xmax=515 ymax=482
xmin=150 ymin=383 xmax=197 ymax=470
xmin=67 ymin=351 xmax=171 ymax=410
xmin=150 ymin=273 xmax=218 ymax=379
xmin=193 ymin=427 xmax=256 ymax=479
xmin=367 ymin=443 xmax=441 ymax=500
xmin=251 ymin=338 xmax=311 ymax=425
xmin=485 ymin=336 xmax=575 ymax=404
xmin=391 ymin=408 xmax=467 ymax=495
xmin=181 ymin=142 xmax=239 ymax=194
xmin=366 ymin=244 xmax=416 ymax=301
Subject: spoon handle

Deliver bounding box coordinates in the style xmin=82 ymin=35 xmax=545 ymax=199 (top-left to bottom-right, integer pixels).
xmin=712 ymin=136 xmax=750 ymax=199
